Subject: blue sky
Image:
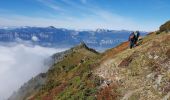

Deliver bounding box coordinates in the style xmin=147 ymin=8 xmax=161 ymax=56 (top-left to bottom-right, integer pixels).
xmin=0 ymin=0 xmax=170 ymax=31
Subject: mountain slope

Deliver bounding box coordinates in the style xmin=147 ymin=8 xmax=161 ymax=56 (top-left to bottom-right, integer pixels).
xmin=94 ymin=30 xmax=170 ymax=100
xmin=9 ymin=73 xmax=47 ymax=100
xmin=12 ymin=43 xmax=101 ymax=100
xmin=160 ymin=20 xmax=170 ymax=32
xmin=9 ymin=21 xmax=170 ymax=100
xmin=29 ymin=43 xmax=101 ymax=100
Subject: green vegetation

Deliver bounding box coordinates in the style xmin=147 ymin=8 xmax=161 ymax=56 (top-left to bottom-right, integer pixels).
xmin=29 ymin=45 xmax=102 ymax=100
xmin=20 ymin=21 xmax=170 ymax=100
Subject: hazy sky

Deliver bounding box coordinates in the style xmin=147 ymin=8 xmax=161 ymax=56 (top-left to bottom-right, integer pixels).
xmin=0 ymin=0 xmax=170 ymax=31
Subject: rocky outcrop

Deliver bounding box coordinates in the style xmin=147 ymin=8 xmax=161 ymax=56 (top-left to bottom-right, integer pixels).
xmin=160 ymin=20 xmax=170 ymax=32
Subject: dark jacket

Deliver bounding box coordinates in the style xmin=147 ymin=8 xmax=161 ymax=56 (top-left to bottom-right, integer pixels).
xmin=129 ymin=32 xmax=135 ymax=41
xmin=129 ymin=32 xmax=140 ymax=41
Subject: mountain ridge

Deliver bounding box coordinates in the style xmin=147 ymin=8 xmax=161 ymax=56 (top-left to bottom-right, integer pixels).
xmin=8 ymin=21 xmax=170 ymax=100
xmin=8 ymin=41 xmax=100 ymax=100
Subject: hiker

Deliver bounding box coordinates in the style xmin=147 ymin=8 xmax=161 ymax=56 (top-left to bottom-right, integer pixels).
xmin=128 ymin=31 xmax=140 ymax=49
xmin=134 ymin=31 xmax=140 ymax=46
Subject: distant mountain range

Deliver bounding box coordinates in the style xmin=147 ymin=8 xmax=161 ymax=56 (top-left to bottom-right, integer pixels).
xmin=0 ymin=26 xmax=148 ymax=51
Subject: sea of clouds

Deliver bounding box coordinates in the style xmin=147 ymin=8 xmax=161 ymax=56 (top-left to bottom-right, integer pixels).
xmin=0 ymin=43 xmax=67 ymax=100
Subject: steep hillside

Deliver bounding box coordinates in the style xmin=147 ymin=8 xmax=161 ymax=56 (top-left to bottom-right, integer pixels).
xmin=94 ymin=31 xmax=170 ymax=99
xmin=28 ymin=43 xmax=101 ymax=100
xmin=9 ymin=22 xmax=170 ymax=100
xmin=9 ymin=73 xmax=47 ymax=100
xmin=9 ymin=42 xmax=101 ymax=100
xmin=160 ymin=20 xmax=170 ymax=32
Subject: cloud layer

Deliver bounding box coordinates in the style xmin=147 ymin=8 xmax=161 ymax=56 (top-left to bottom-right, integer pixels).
xmin=0 ymin=44 xmax=67 ymax=100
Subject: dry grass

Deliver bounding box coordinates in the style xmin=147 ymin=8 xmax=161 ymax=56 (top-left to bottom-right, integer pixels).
xmin=101 ymin=41 xmax=129 ymax=63
xmin=97 ymin=84 xmax=119 ymax=100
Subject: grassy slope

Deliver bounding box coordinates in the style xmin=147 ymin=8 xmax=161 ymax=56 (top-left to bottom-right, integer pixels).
xmin=29 ymin=32 xmax=170 ymax=100
xmin=94 ymin=32 xmax=170 ymax=100
xmin=28 ymin=45 xmax=102 ymax=100
xmin=28 ymin=21 xmax=170 ymax=100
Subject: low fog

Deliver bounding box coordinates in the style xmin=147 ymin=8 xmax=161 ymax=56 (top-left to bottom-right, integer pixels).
xmin=0 ymin=44 xmax=67 ymax=100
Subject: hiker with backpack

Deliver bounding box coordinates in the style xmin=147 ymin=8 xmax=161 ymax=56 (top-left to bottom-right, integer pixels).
xmin=129 ymin=31 xmax=140 ymax=49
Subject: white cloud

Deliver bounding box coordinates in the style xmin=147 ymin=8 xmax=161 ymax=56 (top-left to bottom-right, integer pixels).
xmin=32 ymin=36 xmax=39 ymax=42
xmin=37 ymin=0 xmax=64 ymax=11
xmin=0 ymin=12 xmax=159 ymax=31
xmin=0 ymin=43 xmax=67 ymax=100
xmin=1 ymin=0 xmax=164 ymax=32
xmin=6 ymin=0 xmax=161 ymax=31
xmin=0 ymin=0 xmax=160 ymax=31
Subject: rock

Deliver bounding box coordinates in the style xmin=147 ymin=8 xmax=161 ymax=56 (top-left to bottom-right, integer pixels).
xmin=162 ymin=92 xmax=170 ymax=100
xmin=156 ymin=75 xmax=163 ymax=85
xmin=147 ymin=73 xmax=156 ymax=79
xmin=154 ymin=55 xmax=159 ymax=59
